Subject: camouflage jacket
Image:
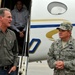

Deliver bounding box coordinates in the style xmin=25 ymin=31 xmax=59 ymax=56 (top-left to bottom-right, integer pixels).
xmin=47 ymin=37 xmax=75 ymax=75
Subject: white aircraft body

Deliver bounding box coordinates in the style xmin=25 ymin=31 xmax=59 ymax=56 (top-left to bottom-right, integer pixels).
xmin=29 ymin=0 xmax=75 ymax=62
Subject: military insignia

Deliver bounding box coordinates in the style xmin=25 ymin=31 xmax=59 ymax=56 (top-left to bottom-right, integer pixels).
xmin=69 ymin=44 xmax=74 ymax=49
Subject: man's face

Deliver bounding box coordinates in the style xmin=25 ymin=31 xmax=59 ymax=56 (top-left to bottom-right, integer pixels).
xmin=1 ymin=10 xmax=12 ymax=27
xmin=16 ymin=1 xmax=23 ymax=11
xmin=58 ymin=29 xmax=71 ymax=39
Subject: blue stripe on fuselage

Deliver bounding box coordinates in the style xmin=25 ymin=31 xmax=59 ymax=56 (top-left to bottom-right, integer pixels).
xmin=30 ymin=24 xmax=75 ymax=28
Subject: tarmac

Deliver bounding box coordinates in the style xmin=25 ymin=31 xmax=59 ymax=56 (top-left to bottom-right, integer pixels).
xmin=27 ymin=60 xmax=53 ymax=75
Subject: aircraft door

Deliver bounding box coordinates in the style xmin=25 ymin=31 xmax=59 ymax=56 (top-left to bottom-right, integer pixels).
xmin=0 ymin=0 xmax=32 ymax=56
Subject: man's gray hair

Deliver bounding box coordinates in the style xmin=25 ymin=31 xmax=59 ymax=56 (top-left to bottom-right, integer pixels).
xmin=0 ymin=8 xmax=11 ymax=16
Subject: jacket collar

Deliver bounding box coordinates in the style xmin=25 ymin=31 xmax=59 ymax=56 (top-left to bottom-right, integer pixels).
xmin=57 ymin=37 xmax=74 ymax=49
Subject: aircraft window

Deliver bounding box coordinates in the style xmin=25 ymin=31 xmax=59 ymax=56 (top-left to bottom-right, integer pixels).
xmin=47 ymin=1 xmax=67 ymax=15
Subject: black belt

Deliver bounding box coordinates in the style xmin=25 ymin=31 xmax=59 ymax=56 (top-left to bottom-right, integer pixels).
xmin=0 ymin=65 xmax=13 ymax=70
xmin=17 ymin=27 xmax=24 ymax=29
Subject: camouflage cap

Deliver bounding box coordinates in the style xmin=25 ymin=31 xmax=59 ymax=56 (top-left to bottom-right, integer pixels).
xmin=57 ymin=22 xmax=73 ymax=31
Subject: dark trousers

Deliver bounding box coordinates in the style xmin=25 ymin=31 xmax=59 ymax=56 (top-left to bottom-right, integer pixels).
xmin=0 ymin=69 xmax=17 ymax=75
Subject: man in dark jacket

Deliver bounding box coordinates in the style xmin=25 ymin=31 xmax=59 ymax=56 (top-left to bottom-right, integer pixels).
xmin=10 ymin=0 xmax=29 ymax=54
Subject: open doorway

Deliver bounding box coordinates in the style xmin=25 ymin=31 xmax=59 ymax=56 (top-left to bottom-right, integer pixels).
xmin=1 ymin=0 xmax=31 ymax=12
xmin=1 ymin=0 xmax=31 ymax=56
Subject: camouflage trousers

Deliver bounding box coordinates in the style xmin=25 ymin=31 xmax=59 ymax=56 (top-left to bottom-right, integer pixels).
xmin=54 ymin=69 xmax=75 ymax=75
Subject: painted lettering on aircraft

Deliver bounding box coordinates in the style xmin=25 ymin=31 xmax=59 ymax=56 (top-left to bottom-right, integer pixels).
xmin=29 ymin=38 xmax=41 ymax=53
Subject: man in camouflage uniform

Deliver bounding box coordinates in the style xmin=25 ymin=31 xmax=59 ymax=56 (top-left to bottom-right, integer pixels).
xmin=47 ymin=22 xmax=75 ymax=75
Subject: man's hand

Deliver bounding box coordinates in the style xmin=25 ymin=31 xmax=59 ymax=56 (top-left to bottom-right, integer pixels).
xmin=55 ymin=61 xmax=64 ymax=69
xmin=19 ymin=31 xmax=24 ymax=38
xmin=8 ymin=66 xmax=16 ymax=74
